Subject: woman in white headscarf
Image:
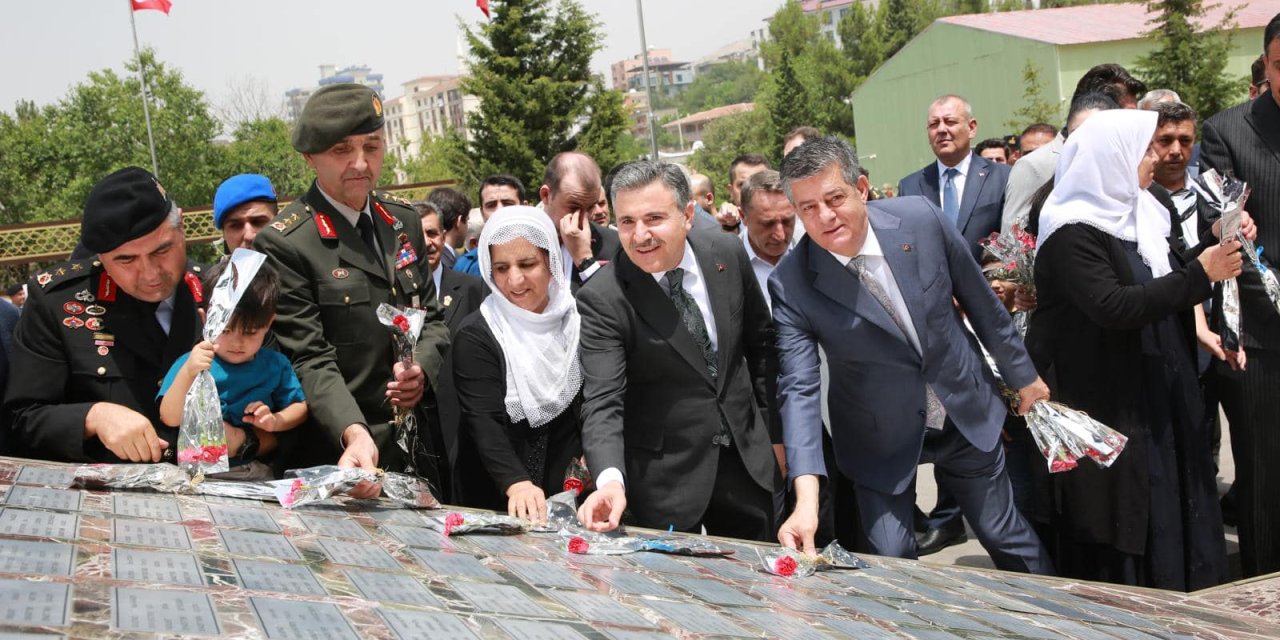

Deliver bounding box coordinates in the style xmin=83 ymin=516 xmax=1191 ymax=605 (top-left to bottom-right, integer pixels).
xmin=1026 ymin=109 xmax=1242 ymax=590
xmin=450 ymin=206 xmax=583 ymax=521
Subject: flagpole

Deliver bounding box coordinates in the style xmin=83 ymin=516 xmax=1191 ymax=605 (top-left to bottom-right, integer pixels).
xmin=635 ymin=0 xmax=659 ymax=161
xmin=128 ymin=0 xmax=161 ymax=179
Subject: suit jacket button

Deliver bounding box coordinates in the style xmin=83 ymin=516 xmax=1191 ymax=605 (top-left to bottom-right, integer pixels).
xmin=97 ymin=366 xmax=107 ymax=376
xmin=344 ymin=295 xmax=351 ymax=304
xmin=157 ymin=380 xmax=163 ymax=388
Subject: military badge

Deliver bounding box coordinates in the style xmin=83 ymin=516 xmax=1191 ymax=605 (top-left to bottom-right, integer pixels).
xmin=272 ymin=221 xmax=287 ymax=231
xmin=63 ymin=302 xmax=85 ymax=315
xmin=36 ymin=272 xmax=52 ymax=287
xmin=314 ymin=213 xmax=337 ymax=239
xmin=395 ymin=238 xmax=418 ymax=270
xmin=97 ymin=346 xmax=110 ymax=356
xmin=85 ymin=318 xmax=103 ymax=331
xmin=443 ymin=295 xmax=453 ymax=307
xmin=75 ymin=290 xmax=94 ymax=303
xmin=332 ymin=268 xmax=350 ymax=279
xmin=62 ymin=317 xmax=85 ymax=329
xmin=85 ymin=305 xmax=106 ymax=316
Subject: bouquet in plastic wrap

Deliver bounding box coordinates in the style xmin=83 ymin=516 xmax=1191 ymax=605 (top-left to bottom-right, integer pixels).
xmin=178 ymin=249 xmax=266 ymax=476
xmin=376 ymin=303 xmax=428 ymax=476
xmin=979 ymin=224 xmax=1037 ymax=336
xmin=759 ymin=542 xmax=868 ymax=577
xmin=562 ymin=530 xmax=735 ymax=557
xmin=438 ymin=511 xmax=532 ymax=537
xmin=562 ymin=457 xmax=591 ymax=496
xmin=1196 ymin=170 xmax=1252 ymax=351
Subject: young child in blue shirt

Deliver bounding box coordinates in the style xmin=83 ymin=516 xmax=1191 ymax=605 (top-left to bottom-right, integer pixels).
xmin=158 ymin=260 xmax=306 ymax=478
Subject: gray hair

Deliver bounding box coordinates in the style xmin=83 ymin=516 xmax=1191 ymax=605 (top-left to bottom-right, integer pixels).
xmin=1137 ymin=89 xmax=1182 ymax=110
xmin=930 ymin=94 xmax=973 ymax=120
xmin=739 ymin=169 xmax=784 ymax=217
xmin=779 ymin=137 xmax=861 ymax=203
xmin=166 ymin=203 xmax=182 ymax=229
xmin=608 ymin=161 xmax=692 ymax=214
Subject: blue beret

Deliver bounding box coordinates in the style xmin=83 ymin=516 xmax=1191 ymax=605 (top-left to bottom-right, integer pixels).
xmin=213 ymin=174 xmax=277 ymax=229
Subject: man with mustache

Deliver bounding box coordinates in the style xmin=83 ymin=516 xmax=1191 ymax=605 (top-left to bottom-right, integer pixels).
xmin=253 ymin=83 xmax=451 ymax=497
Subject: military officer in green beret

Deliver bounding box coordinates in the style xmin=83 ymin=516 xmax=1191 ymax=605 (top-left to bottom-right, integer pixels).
xmin=254 ymin=83 xmax=451 ymax=498
xmin=3 ymin=167 xmax=216 ymax=463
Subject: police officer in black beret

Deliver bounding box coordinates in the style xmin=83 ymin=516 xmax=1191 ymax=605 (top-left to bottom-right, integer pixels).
xmin=254 ymin=83 xmax=450 ymax=498
xmin=2 ymin=167 xmax=207 ymax=463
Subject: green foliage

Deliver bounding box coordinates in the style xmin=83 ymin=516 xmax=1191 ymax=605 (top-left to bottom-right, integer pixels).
xmin=688 ymin=109 xmax=772 ymax=199
xmin=222 ymin=117 xmax=313 ymax=199
xmin=1004 ymin=61 xmax=1064 ymax=132
xmin=839 ymin=1 xmax=887 ymax=79
xmin=386 ymin=131 xmax=469 ymax=192
xmin=664 ymin=62 xmax=763 ymax=115
xmin=1134 ymin=0 xmax=1243 ymax=119
xmin=576 ymin=80 xmax=640 ymax=173
xmin=456 ymin=0 xmax=605 ymax=192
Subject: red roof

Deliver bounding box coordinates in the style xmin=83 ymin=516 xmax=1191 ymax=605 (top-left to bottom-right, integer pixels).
xmin=663 ymin=103 xmax=755 ymax=129
xmin=938 ymin=1 xmax=1280 ymax=46
xmin=799 ymin=0 xmax=856 ymax=12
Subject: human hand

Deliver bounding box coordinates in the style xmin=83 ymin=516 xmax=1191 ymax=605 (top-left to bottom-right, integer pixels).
xmin=1015 ymin=377 xmax=1050 ymax=416
xmin=1212 ymin=211 xmax=1257 ymax=242
xmin=777 ymin=507 xmax=819 ymax=555
xmin=388 ymin=362 xmax=424 ymax=408
xmin=559 ymin=209 xmax=593 ymax=266
xmin=185 ymin=341 xmax=215 ymax=375
xmin=715 ymin=203 xmax=740 ymax=229
xmin=242 ymin=401 xmax=281 ymax=432
xmin=577 ymin=480 xmax=626 ymax=532
xmin=1013 ymin=284 xmax=1037 ymax=312
xmin=1226 ymin=346 xmax=1247 ymax=371
xmin=1198 ymin=239 xmax=1244 ymax=282
xmin=339 ymin=425 xmax=382 ymax=499
xmin=86 ymin=403 xmax=167 ymax=462
xmin=506 ymin=481 xmax=547 ymax=524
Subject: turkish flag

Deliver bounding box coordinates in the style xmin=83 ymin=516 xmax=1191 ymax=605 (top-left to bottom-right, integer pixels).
xmin=132 ymin=0 xmax=172 ymax=14
xmin=476 ymin=0 xmax=490 ymax=18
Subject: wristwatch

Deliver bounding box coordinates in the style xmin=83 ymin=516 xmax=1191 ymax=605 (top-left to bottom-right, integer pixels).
xmin=575 ymin=257 xmax=597 ymax=272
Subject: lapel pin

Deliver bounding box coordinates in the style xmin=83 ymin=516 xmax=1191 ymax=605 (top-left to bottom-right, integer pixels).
xmin=443 ymin=295 xmax=453 ymax=307
xmin=332 ymin=268 xmax=349 ymax=279
xmin=716 ymin=263 xmax=726 ymax=272
xmin=901 ymin=244 xmax=913 ymax=252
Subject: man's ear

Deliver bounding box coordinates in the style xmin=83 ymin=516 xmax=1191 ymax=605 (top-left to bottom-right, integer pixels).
xmin=539 ymin=185 xmax=551 ymax=204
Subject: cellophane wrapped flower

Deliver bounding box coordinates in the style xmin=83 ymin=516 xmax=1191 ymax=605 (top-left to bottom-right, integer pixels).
xmin=559 ymin=529 xmax=734 ymax=556
xmin=375 ymin=303 xmax=428 ymax=477
xmin=980 ymin=224 xmax=1037 ymax=336
xmin=1197 ymin=170 xmax=1252 ymax=351
xmin=380 ymin=471 xmax=441 ymax=509
xmin=436 ymin=511 xmax=531 ymax=537
xmin=759 ymin=542 xmax=869 ymax=578
xmin=74 ymin=463 xmax=192 ymax=493
xmin=562 ymin=457 xmax=591 ymax=496
xmin=1025 ymin=400 xmax=1128 ymax=473
xmin=567 ymin=536 xmax=591 ymax=554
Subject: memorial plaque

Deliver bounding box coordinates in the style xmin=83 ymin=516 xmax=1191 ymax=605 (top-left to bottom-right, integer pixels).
xmin=219 ymin=529 xmax=301 ymax=560
xmin=493 ymin=619 xmax=590 ymax=640
xmin=749 ymin=585 xmax=840 ymax=615
xmin=407 ymin=549 xmax=503 ymax=582
xmin=828 ymin=573 xmax=911 ymax=599
xmin=820 ymin=616 xmax=907 ymax=639
xmin=461 ymin=534 xmax=544 ymax=558
xmin=112 ymin=587 xmax=219 ymax=634
xmin=826 ymin=594 xmax=922 ymax=626
xmin=382 ymin=524 xmax=447 ymax=548
xmin=377 ymin=609 xmax=479 ymax=640
xmin=112 ymin=518 xmax=190 ymax=549
xmin=233 ymin=559 xmax=325 ymax=596
xmin=345 ymin=569 xmax=444 ymax=607
xmin=364 ymin=507 xmax=427 ymax=526
xmin=625 ymin=552 xmax=701 ymax=575
xmin=547 ymin=590 xmax=655 ymax=628
xmin=249 ymin=597 xmax=357 ymax=640
xmin=0 ymin=579 xmax=69 ymax=627
xmin=587 ymin=567 xmax=680 ymax=598
xmin=0 ymin=509 xmax=78 ymax=540
xmin=895 ymin=626 xmax=966 ymax=640
xmin=296 ymin=514 xmax=370 ymax=541
xmin=113 ymin=548 xmax=203 ymax=586
xmin=969 ymin=611 xmax=1064 ymax=640
xmin=315 ymin=538 xmax=401 ymax=570
xmin=0 ymin=539 xmax=74 ymax=576
xmin=113 ymin=494 xmax=181 ymax=521
xmin=733 ymin=609 xmax=829 ymax=640
xmin=451 ymin=582 xmax=548 ymax=617
xmin=900 ymin=601 xmax=1001 ymax=634
xmin=209 ymin=505 xmax=279 ymax=532
xmin=643 ymin=599 xmax=753 ymax=637
xmin=13 ymin=466 xmax=74 ymax=488
xmin=600 ymin=631 xmax=678 ymax=640
xmin=502 ymin=556 xmax=592 ymax=589
xmin=4 ymin=486 xmax=80 ymax=512
xmin=666 ymin=575 xmax=763 ymax=607
xmin=690 ymin=555 xmax=760 ymax=581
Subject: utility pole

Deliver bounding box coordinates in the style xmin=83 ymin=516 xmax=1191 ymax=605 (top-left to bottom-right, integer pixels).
xmin=635 ymin=0 xmax=659 ymax=160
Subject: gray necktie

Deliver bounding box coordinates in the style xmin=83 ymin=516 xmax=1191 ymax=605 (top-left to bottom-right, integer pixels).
xmin=665 ymin=268 xmax=732 ymax=446
xmin=848 ymin=256 xmax=946 ymax=430
xmin=942 ymin=167 xmax=959 ymax=226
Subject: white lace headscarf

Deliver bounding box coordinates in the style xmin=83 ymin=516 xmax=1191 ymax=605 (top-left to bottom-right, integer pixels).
xmin=477 ymin=205 xmax=582 ymax=428
xmin=1037 ymin=109 xmax=1172 ymax=277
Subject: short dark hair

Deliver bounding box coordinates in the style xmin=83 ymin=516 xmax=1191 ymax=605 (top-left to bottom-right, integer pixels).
xmin=609 ymin=161 xmax=691 ymax=214
xmin=739 ymin=169 xmax=784 ymax=216
xmin=1021 ymin=122 xmax=1058 ymax=139
xmin=1072 ymin=63 xmax=1146 ymax=103
xmin=412 ymin=200 xmax=441 ymax=224
xmin=974 ymin=138 xmax=1010 ymax=158
xmin=426 ymin=187 xmax=471 ymax=233
xmin=1266 ymin=12 xmax=1280 ymax=51
xmin=478 ymin=174 xmax=525 ymax=205
xmin=1064 ymin=92 xmax=1120 ymax=139
xmin=784 ymin=126 xmax=822 ymax=145
xmin=205 ymin=259 xmax=279 ymax=334
xmin=779 ymin=136 xmax=861 ymax=202
xmin=1153 ymin=101 xmax=1198 ymax=128
xmin=5 ymin=283 xmax=23 ymax=297
xmin=1252 ymin=54 xmax=1267 ymax=86
xmin=729 ymin=153 xmax=771 ymax=185
xmin=542 ymin=151 xmax=601 ymax=195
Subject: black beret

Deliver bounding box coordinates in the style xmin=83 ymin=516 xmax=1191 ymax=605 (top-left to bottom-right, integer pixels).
xmin=292 ymin=83 xmax=385 ymax=153
xmin=80 ymin=167 xmax=174 ymax=255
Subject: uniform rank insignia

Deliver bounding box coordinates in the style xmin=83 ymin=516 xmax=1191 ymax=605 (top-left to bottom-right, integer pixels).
xmin=395 ymin=234 xmax=417 ymax=270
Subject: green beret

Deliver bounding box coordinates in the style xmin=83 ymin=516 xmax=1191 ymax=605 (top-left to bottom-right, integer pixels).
xmin=291 ymin=83 xmax=385 ymax=153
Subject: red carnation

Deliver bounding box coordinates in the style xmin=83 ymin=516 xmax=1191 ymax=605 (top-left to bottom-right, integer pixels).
xmin=567 ymin=536 xmax=590 ymax=554
xmin=392 ymin=315 xmax=410 ymax=334
xmin=563 ymin=477 xmax=584 ymax=495
xmin=443 ymin=512 xmax=465 ymax=536
xmin=774 ymin=555 xmax=798 ymax=576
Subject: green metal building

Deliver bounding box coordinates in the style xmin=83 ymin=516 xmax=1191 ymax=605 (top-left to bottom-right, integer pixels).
xmin=850 ymin=1 xmax=1279 ymax=188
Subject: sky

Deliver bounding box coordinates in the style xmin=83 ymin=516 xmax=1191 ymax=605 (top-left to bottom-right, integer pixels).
xmin=0 ymin=0 xmax=784 ymax=117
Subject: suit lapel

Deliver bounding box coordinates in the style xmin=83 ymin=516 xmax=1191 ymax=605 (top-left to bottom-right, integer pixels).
xmin=440 ymin=270 xmax=461 ymax=327
xmin=618 ymin=251 xmax=715 ymax=385
xmin=690 ymin=234 xmax=733 ymax=386
xmin=303 ymin=187 xmax=388 ymax=284
xmin=806 ymin=237 xmax=911 ymax=350
xmin=874 ymin=217 xmax=928 ymax=357
xmin=956 ymin=154 xmax=987 ymax=234
xmin=919 ymin=165 xmax=941 ymax=207
xmin=109 ymin=295 xmax=163 ymax=368
xmin=1247 ymin=95 xmax=1280 ymax=166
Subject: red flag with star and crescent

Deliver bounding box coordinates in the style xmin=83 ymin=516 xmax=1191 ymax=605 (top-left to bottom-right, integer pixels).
xmin=476 ymin=0 xmax=490 ymax=18
xmin=132 ymin=0 xmax=172 ymax=14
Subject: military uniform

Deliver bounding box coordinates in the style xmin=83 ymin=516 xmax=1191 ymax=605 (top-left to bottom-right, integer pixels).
xmin=3 ymin=259 xmax=204 ymax=462
xmin=254 ymin=182 xmax=450 ymax=479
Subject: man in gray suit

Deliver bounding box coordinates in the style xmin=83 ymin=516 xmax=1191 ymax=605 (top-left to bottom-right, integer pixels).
xmin=771 ymin=137 xmax=1053 ymax=574
xmin=1199 ymin=12 xmax=1280 ymax=578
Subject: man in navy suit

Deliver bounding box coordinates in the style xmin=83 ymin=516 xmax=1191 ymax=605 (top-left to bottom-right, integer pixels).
xmin=771 ymin=137 xmax=1052 ymax=574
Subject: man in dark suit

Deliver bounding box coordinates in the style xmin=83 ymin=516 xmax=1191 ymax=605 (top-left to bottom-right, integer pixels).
xmin=427 ymin=187 xmax=472 ymax=271
xmin=772 ymin=137 xmax=1053 ymax=573
xmin=415 ymin=201 xmax=485 ymax=335
xmin=1199 ymin=12 xmax=1280 ymax=577
xmin=538 ymin=152 xmax=622 ymax=293
xmin=575 ymin=161 xmax=783 ymax=541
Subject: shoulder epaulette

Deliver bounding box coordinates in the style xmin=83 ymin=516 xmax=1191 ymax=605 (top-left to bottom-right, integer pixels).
xmin=266 ymin=201 xmax=313 ymax=237
xmin=374 ymin=190 xmax=415 ymax=211
xmin=31 ymin=259 xmax=97 ymax=291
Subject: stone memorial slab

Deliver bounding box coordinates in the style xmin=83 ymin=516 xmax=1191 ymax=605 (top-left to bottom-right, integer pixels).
xmin=112 ymin=548 xmax=203 ymax=586
xmin=209 ymin=505 xmax=279 ymax=532
xmin=111 ymin=518 xmax=190 ymax=549
xmin=0 ymin=579 xmax=69 ymax=627
xmin=233 ymin=559 xmax=325 ymax=596
xmin=546 ymin=590 xmax=655 ymax=628
xmin=0 ymin=509 xmax=78 ymax=540
xmin=625 ymin=552 xmax=701 ymax=576
xmin=733 ymin=609 xmax=829 ymax=640
xmin=249 ymin=597 xmax=357 ymax=640
xmin=345 ymin=569 xmax=443 ymax=607
xmin=408 ymin=549 xmax=503 ymax=582
xmin=493 ymin=619 xmax=591 ymax=640
xmin=0 ymin=539 xmax=74 ymax=576
xmin=461 ymin=534 xmax=544 ymax=558
xmin=587 ymin=567 xmax=680 ymax=598
xmin=219 ymin=529 xmax=301 ymax=560
xmin=381 ymin=524 xmax=447 ymax=548
xmin=666 ymin=574 xmax=763 ymax=607
xmin=502 ymin=556 xmax=592 ymax=589
xmin=820 ymin=616 xmax=907 ymax=639
xmin=377 ymin=609 xmax=479 ymax=640
xmin=600 ymin=631 xmax=678 ymax=640
xmin=113 ymin=494 xmax=182 ymax=521
xmin=3 ymin=486 xmax=80 ymax=512
xmin=643 ymin=599 xmax=753 ymax=637
xmin=296 ymin=514 xmax=370 ymax=540
xmin=451 ymin=582 xmax=548 ymax=617
xmin=112 ymin=587 xmax=219 ymax=634
xmin=13 ymin=467 xmax=74 ymax=488
xmin=315 ymin=538 xmax=401 ymax=570
xmin=749 ymin=584 xmax=841 ymax=615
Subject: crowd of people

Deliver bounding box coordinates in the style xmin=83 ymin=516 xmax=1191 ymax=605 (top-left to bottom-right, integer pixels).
xmin=2 ymin=14 xmax=1279 ymax=594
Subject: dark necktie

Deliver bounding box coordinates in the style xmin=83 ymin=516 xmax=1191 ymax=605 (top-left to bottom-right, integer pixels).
xmin=847 ymin=256 xmax=946 ymax=430
xmin=942 ymin=167 xmax=959 ymax=226
xmin=355 ymin=213 xmax=379 ymax=259
xmin=665 ymin=267 xmax=732 ymax=447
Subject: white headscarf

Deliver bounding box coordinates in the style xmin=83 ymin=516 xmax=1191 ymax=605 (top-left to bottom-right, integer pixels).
xmin=477 ymin=206 xmax=582 ymax=428
xmin=1037 ymin=109 xmax=1172 ymax=277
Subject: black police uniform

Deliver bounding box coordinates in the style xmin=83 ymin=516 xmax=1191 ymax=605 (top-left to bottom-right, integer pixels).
xmin=2 ymin=259 xmax=204 ymax=462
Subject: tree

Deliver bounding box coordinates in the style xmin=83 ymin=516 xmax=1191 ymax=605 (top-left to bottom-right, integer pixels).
xmin=1004 ymin=61 xmax=1064 ymax=132
xmin=670 ymin=62 xmax=764 ymax=114
xmin=575 ymin=80 xmax=640 ymax=172
xmin=456 ymin=0 xmax=605 ymax=191
xmin=688 ymin=109 xmax=772 ymax=201
xmin=839 ymin=0 xmax=887 ymax=79
xmin=764 ymin=49 xmax=816 ymax=158
xmin=213 ymin=75 xmax=285 ymax=131
xmin=1134 ymin=0 xmax=1242 ymax=119
xmin=222 ymin=117 xmax=313 ymax=198
xmin=878 ymin=0 xmax=939 ymax=61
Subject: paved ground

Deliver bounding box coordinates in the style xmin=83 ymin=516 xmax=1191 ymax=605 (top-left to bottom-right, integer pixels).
xmin=913 ymin=415 xmax=1240 ymax=576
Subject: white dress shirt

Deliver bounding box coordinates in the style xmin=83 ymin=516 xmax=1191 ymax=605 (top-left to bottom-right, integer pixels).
xmin=560 ymin=245 xmax=602 ymax=283
xmin=936 ymin=153 xmax=972 ymax=210
xmin=826 ymin=225 xmax=922 ymax=354
xmin=431 ymin=263 xmax=444 ymax=301
xmin=740 ymin=228 xmax=792 ymax=311
xmin=317 ymin=185 xmax=380 ymax=255
xmin=1169 ymin=171 xmax=1200 ymax=247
